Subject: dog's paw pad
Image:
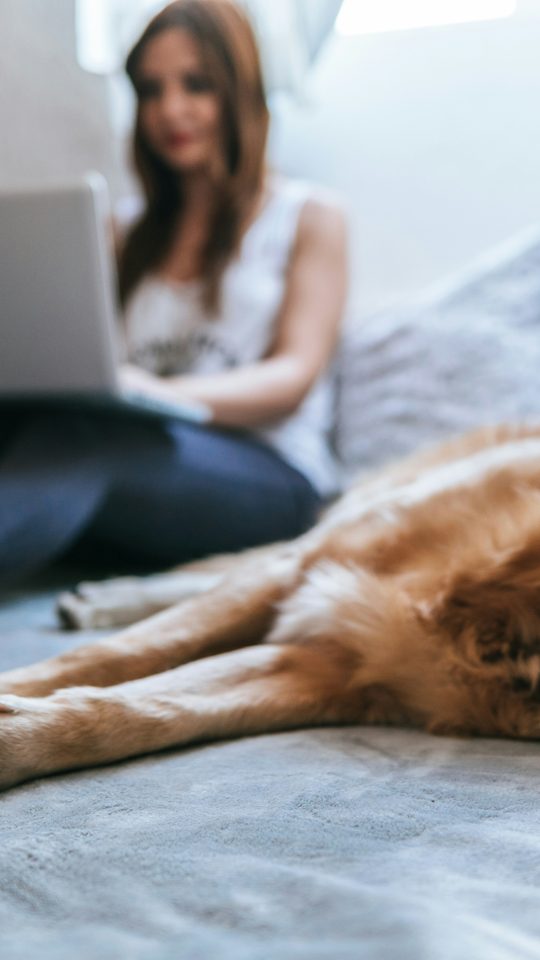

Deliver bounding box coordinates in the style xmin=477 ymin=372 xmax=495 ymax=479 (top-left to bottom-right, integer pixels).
xmin=56 ymin=593 xmax=92 ymax=630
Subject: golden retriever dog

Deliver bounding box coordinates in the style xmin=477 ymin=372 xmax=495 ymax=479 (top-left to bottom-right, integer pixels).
xmin=2 ymin=422 xmax=540 ymax=792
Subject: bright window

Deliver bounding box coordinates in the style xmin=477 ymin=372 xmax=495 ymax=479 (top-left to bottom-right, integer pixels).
xmin=76 ymin=0 xmax=163 ymax=74
xmin=335 ymin=0 xmax=517 ymax=36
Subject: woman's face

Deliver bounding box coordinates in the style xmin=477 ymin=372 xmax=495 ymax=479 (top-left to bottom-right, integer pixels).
xmin=136 ymin=28 xmax=222 ymax=175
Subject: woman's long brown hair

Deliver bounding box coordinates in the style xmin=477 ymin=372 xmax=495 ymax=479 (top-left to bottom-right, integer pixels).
xmin=119 ymin=0 xmax=269 ymax=313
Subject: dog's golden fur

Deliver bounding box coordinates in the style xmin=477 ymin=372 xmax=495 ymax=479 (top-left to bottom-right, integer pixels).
xmin=2 ymin=423 xmax=540 ymax=791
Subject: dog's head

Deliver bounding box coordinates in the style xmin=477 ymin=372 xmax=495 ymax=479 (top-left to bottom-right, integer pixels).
xmin=429 ymin=541 xmax=540 ymax=737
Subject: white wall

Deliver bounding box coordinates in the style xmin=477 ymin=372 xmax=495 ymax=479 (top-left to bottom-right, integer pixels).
xmin=2 ymin=2 xmax=540 ymax=321
xmin=0 ymin=0 xmax=119 ymax=191
xmin=270 ymin=7 xmax=540 ymax=316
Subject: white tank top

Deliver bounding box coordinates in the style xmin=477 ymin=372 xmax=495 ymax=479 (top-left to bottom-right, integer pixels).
xmin=124 ymin=177 xmax=340 ymax=497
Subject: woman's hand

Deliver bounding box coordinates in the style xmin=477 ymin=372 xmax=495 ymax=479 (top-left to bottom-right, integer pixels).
xmin=118 ymin=363 xmax=163 ymax=398
xmin=118 ymin=362 xmax=202 ymax=406
xmin=118 ymin=364 xmax=212 ymax=421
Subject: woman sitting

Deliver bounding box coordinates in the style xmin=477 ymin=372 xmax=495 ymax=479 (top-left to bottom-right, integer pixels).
xmin=0 ymin=0 xmax=347 ymax=586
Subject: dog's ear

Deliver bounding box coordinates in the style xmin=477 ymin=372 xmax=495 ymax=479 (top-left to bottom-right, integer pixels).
xmin=433 ymin=541 xmax=540 ymax=674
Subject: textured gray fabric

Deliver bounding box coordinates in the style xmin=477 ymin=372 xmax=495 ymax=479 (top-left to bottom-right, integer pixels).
xmin=2 ymin=586 xmax=540 ymax=960
xmin=335 ymin=226 xmax=540 ymax=478
xmin=3 ymin=230 xmax=540 ymax=958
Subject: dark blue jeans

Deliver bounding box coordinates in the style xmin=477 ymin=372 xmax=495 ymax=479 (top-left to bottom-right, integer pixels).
xmin=0 ymin=410 xmax=321 ymax=586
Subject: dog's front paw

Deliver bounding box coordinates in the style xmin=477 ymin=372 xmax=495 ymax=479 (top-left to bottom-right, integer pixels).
xmin=56 ymin=589 xmax=102 ymax=630
xmin=0 ymin=669 xmax=51 ymax=700
xmin=57 ymin=578 xmax=146 ymax=630
xmin=0 ymin=695 xmax=46 ymax=790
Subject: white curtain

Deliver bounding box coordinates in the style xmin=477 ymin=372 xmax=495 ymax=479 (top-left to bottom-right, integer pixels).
xmin=239 ymin=0 xmax=342 ymax=92
xmin=77 ymin=0 xmax=342 ymax=93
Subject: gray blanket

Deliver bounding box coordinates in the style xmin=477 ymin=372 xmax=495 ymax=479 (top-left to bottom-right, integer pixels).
xmin=1 ymin=585 xmax=540 ymax=960
xmin=3 ymin=229 xmax=540 ymax=958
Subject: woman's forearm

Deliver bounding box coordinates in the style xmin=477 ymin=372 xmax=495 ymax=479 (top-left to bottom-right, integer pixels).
xmin=119 ymin=358 xmax=316 ymax=428
xmin=166 ymin=356 xmax=316 ymax=427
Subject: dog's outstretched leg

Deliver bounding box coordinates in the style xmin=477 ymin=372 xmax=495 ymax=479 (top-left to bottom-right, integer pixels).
xmin=0 ymin=552 xmax=298 ymax=699
xmin=57 ymin=543 xmax=286 ymax=630
xmin=0 ymin=641 xmax=357 ymax=791
xmin=57 ymin=568 xmax=225 ymax=631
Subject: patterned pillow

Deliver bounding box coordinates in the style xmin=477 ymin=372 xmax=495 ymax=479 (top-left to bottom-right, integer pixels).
xmin=334 ymin=227 xmax=540 ymax=478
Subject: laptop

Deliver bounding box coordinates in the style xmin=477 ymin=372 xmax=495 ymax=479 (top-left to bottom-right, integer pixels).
xmin=0 ymin=173 xmax=210 ymax=424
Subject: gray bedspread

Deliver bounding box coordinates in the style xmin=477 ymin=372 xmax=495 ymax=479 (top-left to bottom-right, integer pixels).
xmin=1 ymin=584 xmax=540 ymax=960
xmin=3 ymin=228 xmax=540 ymax=958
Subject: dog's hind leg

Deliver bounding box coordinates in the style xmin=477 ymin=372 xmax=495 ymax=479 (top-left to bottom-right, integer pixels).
xmin=0 ymin=641 xmax=361 ymax=791
xmin=57 ymin=570 xmax=223 ymax=631
xmin=56 ymin=542 xmax=289 ymax=630
xmin=0 ymin=551 xmax=299 ymax=699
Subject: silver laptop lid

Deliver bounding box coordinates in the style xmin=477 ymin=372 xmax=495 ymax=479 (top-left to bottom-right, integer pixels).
xmin=0 ymin=173 xmax=120 ymax=395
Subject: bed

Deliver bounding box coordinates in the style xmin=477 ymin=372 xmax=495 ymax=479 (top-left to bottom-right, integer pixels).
xmin=2 ymin=226 xmax=540 ymax=959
